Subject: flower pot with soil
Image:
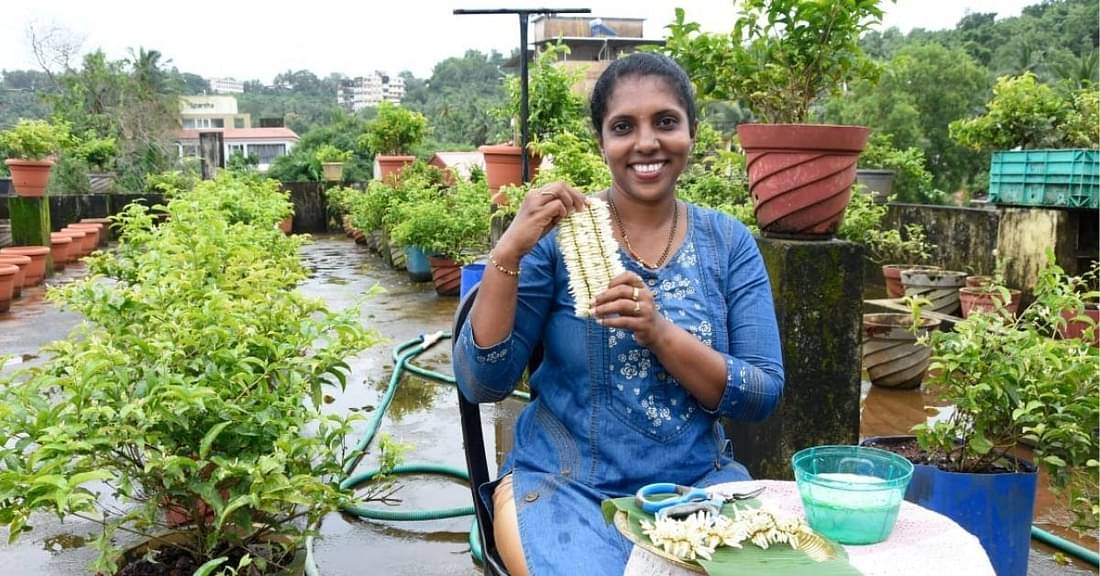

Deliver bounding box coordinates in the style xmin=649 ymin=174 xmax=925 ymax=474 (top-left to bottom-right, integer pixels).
xmin=404 ymin=245 xmax=433 ymax=282
xmin=965 ymin=275 xmax=993 ymax=288
xmin=0 ymin=246 xmax=49 ymax=286
xmin=49 ymin=234 xmax=72 ymax=270
xmin=0 ymin=254 xmax=31 ymax=298
xmin=117 ymin=529 xmax=306 ymax=576
xmin=900 ymin=269 xmax=968 ymax=315
xmin=361 ymin=101 xmax=427 ymax=183
xmin=959 ymin=285 xmax=1022 ymax=318
xmin=80 ymin=217 xmax=114 ymax=241
xmin=479 ymin=145 xmax=541 ymax=204
xmin=377 ymin=155 xmax=417 ymax=183
xmin=1058 ymin=302 xmax=1099 ymax=345
xmin=861 ymin=313 xmax=940 ymax=389
xmin=428 ymin=254 xmax=462 ymax=296
xmin=0 ymin=119 xmax=68 ymax=198
xmin=882 ymin=264 xmax=939 ymax=299
xmin=314 ymin=144 xmax=352 ymax=183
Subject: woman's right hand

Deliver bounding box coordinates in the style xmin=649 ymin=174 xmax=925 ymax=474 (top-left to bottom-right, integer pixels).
xmin=494 ymin=182 xmax=589 ymax=263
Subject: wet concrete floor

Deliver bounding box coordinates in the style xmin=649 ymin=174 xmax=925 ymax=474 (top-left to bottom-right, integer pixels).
xmin=0 ymin=235 xmax=1094 ymax=575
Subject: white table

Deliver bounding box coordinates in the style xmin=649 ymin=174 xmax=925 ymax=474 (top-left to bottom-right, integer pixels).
xmin=623 ymin=480 xmax=996 ymax=576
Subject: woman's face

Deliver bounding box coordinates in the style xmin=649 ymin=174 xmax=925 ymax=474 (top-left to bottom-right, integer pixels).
xmin=599 ymin=74 xmax=693 ymax=204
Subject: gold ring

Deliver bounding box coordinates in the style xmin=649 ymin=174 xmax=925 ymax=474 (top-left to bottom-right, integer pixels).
xmin=633 ymin=301 xmax=641 ymax=314
xmin=538 ymin=190 xmax=556 ymax=197
xmin=631 ymin=286 xmax=639 ymax=301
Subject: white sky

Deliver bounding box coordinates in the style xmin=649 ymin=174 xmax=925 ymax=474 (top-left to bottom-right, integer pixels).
xmin=0 ymin=0 xmax=1036 ymax=82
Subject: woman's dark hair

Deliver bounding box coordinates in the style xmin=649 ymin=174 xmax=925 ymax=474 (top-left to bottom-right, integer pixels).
xmin=590 ymin=52 xmax=697 ymax=140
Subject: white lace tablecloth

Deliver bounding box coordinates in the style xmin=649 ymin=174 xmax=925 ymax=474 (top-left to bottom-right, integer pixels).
xmin=623 ymin=480 xmax=995 ymax=576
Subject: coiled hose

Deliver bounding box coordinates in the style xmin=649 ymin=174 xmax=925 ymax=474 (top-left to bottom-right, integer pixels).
xmin=306 ymin=332 xmax=527 ymax=575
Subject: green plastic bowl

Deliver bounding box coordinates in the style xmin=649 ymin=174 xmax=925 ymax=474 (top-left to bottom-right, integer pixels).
xmin=791 ymin=445 xmax=913 ymax=545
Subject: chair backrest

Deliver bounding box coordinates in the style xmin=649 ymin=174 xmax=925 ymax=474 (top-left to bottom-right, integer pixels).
xmin=452 ymin=283 xmax=541 ymax=575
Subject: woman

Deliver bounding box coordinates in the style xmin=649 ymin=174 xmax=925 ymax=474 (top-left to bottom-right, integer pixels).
xmin=454 ymin=53 xmax=784 ymax=575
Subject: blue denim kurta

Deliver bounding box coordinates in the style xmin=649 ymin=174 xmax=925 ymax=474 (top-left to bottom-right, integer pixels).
xmin=454 ymin=204 xmax=784 ymax=575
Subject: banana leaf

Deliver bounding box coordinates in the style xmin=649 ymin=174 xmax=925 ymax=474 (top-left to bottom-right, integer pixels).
xmin=602 ymin=496 xmax=862 ymax=576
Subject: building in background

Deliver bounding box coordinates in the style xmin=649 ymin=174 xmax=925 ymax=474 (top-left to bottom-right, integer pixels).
xmin=528 ymin=15 xmax=664 ymax=94
xmin=180 ymin=95 xmax=251 ymax=129
xmin=176 ymin=127 xmax=299 ymax=172
xmin=337 ymin=72 xmax=405 ymax=111
xmin=208 ymin=77 xmax=244 ymax=94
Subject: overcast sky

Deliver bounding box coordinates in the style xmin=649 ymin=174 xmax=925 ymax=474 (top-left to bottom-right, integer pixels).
xmin=0 ymin=0 xmax=1036 ymax=82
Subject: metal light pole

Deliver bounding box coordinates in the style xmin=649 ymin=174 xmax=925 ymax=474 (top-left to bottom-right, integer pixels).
xmin=454 ymin=7 xmax=590 ymax=183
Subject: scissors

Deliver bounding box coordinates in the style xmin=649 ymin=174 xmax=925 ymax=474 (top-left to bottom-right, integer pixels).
xmin=635 ymin=483 xmax=766 ymax=520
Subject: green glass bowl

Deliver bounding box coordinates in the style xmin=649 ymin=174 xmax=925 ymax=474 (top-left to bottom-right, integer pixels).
xmin=791 ymin=445 xmax=913 ymax=545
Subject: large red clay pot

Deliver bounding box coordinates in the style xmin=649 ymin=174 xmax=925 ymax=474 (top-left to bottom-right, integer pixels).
xmin=0 ymin=264 xmax=17 ymax=311
xmin=1058 ymin=303 xmax=1099 ymax=345
xmin=80 ymin=218 xmax=114 ymax=243
xmin=377 ymin=155 xmax=416 ymax=183
xmin=66 ymin=224 xmax=102 ymax=251
xmin=58 ymin=229 xmax=92 ymax=257
xmin=959 ymin=286 xmax=1022 ymax=318
xmin=49 ymin=235 xmax=72 ymax=270
xmin=882 ymin=264 xmax=941 ymax=299
xmin=479 ymin=145 xmax=541 ymax=205
xmin=5 ymin=159 xmax=53 ymax=197
xmin=0 ymin=255 xmax=31 ymax=298
xmin=0 ymin=246 xmax=49 ymax=286
xmin=428 ymin=255 xmax=462 ymax=296
xmin=737 ymin=124 xmax=870 ymax=238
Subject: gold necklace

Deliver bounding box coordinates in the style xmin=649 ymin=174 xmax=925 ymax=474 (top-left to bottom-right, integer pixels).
xmin=607 ymin=192 xmax=678 ymax=270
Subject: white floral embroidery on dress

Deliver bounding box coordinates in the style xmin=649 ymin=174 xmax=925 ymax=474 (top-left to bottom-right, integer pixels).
xmin=660 ymin=274 xmax=695 ymax=300
xmin=476 ymin=347 xmax=509 ymax=364
xmin=640 ymin=394 xmax=673 ymax=428
xmin=608 ymin=327 xmax=626 ymax=348
xmin=675 ymin=241 xmax=698 ymax=267
xmin=688 ymin=320 xmax=714 ymax=346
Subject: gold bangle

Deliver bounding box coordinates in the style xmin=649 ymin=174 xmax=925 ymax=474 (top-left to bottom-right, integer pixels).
xmin=489 ymin=251 xmax=520 ymax=277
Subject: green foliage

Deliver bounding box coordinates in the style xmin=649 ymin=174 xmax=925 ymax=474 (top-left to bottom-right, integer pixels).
xmin=362 ymin=102 xmax=428 ymax=156
xmin=390 ymin=176 xmax=491 ymax=262
xmin=664 ymin=1 xmax=888 ymax=124
xmin=75 ymin=134 xmax=118 ymax=171
xmin=144 ymin=166 xmax=199 ymax=196
xmin=529 ymin=131 xmax=610 ymax=192
xmin=268 ymin=111 xmax=374 ymax=182
xmin=503 ymin=44 xmax=588 ymax=147
xmin=913 ymin=253 xmax=1099 ymax=531
xmin=349 ymin=161 xmax=451 ymax=233
xmin=47 ymin=154 xmax=91 ymax=195
xmin=950 ymin=73 xmax=1100 ymax=151
xmin=0 ymin=119 xmax=70 ymax=160
xmin=314 ymin=144 xmax=353 ymax=163
xmin=402 ymin=51 xmax=509 ymax=146
xmin=859 ymin=134 xmax=940 ymax=204
xmin=0 ymin=173 xmax=379 ymax=574
xmin=226 ymin=150 xmax=259 ymax=174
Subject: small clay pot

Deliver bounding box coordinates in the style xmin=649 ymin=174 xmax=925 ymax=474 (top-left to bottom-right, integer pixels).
xmin=0 ymin=255 xmax=31 ymax=298
xmin=0 ymin=246 xmax=50 ymax=286
xmin=49 ymin=235 xmax=73 ymax=270
xmin=0 ymin=264 xmax=18 ymax=312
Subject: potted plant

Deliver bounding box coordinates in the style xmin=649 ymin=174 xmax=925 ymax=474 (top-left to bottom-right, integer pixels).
xmin=0 ymin=174 xmax=380 ymax=575
xmin=0 ymin=119 xmax=70 ymax=197
xmin=665 ymin=1 xmax=887 ymax=237
xmin=856 ymin=134 xmax=939 ymax=204
xmin=864 ymin=255 xmax=1099 ymax=576
xmin=362 ymin=102 xmax=427 ymax=183
xmin=483 ymin=44 xmax=586 ymax=202
xmin=951 ymin=73 xmax=1099 ymax=210
xmin=866 ymin=225 xmax=938 ymax=299
xmin=77 ymin=134 xmax=118 ymax=194
xmin=390 ymin=177 xmax=490 ymax=296
xmin=314 ymin=144 xmax=353 ymax=182
xmin=862 ymin=297 xmax=941 ymax=390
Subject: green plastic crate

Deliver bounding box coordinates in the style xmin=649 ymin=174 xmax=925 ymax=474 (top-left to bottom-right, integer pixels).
xmin=988 ymin=149 xmax=1099 ymax=209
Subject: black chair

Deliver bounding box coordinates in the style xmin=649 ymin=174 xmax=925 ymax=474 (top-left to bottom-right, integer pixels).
xmin=452 ymin=284 xmax=541 ymax=576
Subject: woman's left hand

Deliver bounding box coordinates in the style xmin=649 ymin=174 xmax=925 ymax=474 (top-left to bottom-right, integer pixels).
xmin=592 ymin=272 xmax=670 ymax=349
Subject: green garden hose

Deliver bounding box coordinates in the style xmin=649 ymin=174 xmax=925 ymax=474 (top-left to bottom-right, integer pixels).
xmin=1031 ymin=525 xmax=1100 ymax=566
xmin=307 ymin=332 xmax=525 ymax=574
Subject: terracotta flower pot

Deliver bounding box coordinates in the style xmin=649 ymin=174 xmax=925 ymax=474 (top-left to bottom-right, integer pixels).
xmin=479 ymin=145 xmax=541 ymax=205
xmin=900 ymin=269 xmax=968 ymax=316
xmin=80 ymin=217 xmax=114 ymax=242
xmin=4 ymin=159 xmax=53 ymax=198
xmin=377 ymin=155 xmax=416 ymax=183
xmin=1058 ymin=303 xmax=1099 ymax=345
xmin=321 ymin=162 xmax=344 ymax=182
xmin=49 ymin=235 xmax=72 ymax=270
xmin=59 ymin=229 xmax=93 ymax=256
xmin=0 ymin=255 xmax=31 ymax=298
xmin=882 ymin=264 xmax=941 ymax=299
xmin=959 ymin=286 xmax=1022 ymax=318
xmin=0 ymin=246 xmax=49 ymax=286
xmin=0 ymin=264 xmax=17 ymax=312
xmin=278 ymin=215 xmax=293 ymax=234
xmin=737 ymin=123 xmax=870 ymax=238
xmin=428 ymin=255 xmax=461 ymax=296
xmin=862 ymin=313 xmax=941 ymax=389
xmin=66 ymin=224 xmax=102 ymax=251
xmin=965 ymin=275 xmax=994 ymax=288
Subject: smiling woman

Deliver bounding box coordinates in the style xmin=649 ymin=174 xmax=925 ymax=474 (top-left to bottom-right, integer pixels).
xmin=453 ymin=52 xmax=784 ymax=576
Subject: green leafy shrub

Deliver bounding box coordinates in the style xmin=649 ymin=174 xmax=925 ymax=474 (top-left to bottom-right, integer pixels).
xmin=859 ymin=134 xmax=941 ymax=204
xmin=664 ymin=1 xmax=888 ymax=123
xmin=529 ymin=130 xmax=609 ymax=191
xmin=913 ymin=252 xmax=1099 ymax=531
xmin=502 ymin=43 xmax=588 ymax=147
xmin=76 ymin=134 xmax=118 ymax=172
xmin=0 ymin=173 xmax=380 ymax=574
xmin=950 ymin=73 xmax=1099 ymax=151
xmin=144 ymin=168 xmax=199 ymax=195
xmin=0 ymin=119 xmax=71 ymax=160
xmin=314 ymin=144 xmax=353 ymax=163
xmin=348 ymin=161 xmax=449 ymax=234
xmin=390 ymin=177 xmax=491 ymax=262
xmin=361 ymin=102 xmax=428 ymax=156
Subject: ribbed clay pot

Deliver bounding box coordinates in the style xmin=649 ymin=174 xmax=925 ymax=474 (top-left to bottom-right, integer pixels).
xmin=882 ymin=264 xmax=940 ymax=299
xmin=0 ymin=255 xmax=31 ymax=298
xmin=0 ymin=264 xmax=17 ymax=312
xmin=80 ymin=218 xmax=114 ymax=243
xmin=0 ymin=246 xmax=50 ymax=286
xmin=862 ymin=313 xmax=941 ymax=389
xmin=738 ymin=123 xmax=870 ymax=238
xmin=49 ymin=235 xmax=72 ymax=270
xmin=479 ymin=145 xmax=541 ymax=205
xmin=428 ymin=255 xmax=461 ymax=296
xmin=377 ymin=155 xmax=416 ymax=183
xmin=5 ymin=159 xmax=53 ymax=197
xmin=900 ymin=269 xmax=968 ymax=315
xmin=959 ymin=286 xmax=1022 ymax=318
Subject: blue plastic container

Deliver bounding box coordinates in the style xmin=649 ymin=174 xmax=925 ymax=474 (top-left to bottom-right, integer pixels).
xmin=460 ymin=261 xmax=486 ymax=300
xmin=404 ymin=246 xmax=432 ymax=282
xmin=791 ymin=445 xmax=913 ymax=545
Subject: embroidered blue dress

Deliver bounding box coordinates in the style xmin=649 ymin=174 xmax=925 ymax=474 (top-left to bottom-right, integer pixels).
xmin=454 ymin=204 xmax=784 ymax=575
